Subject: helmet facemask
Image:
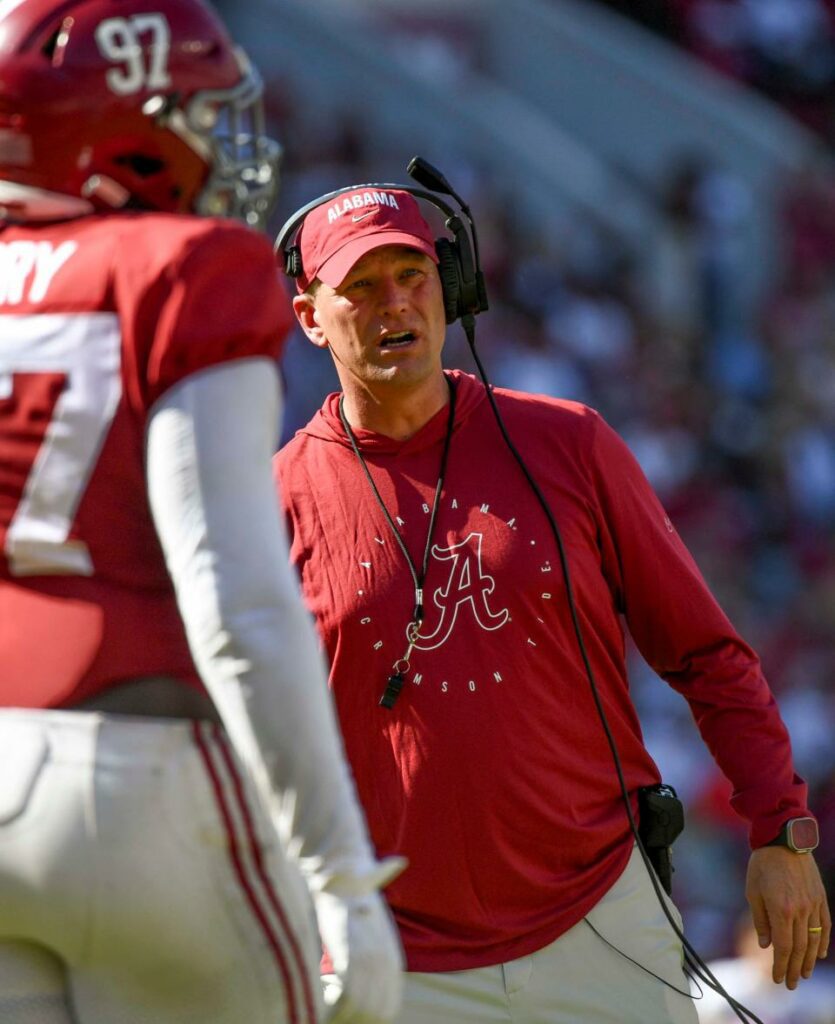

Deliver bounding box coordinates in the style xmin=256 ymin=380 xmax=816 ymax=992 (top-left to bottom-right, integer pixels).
xmin=155 ymin=49 xmax=281 ymax=230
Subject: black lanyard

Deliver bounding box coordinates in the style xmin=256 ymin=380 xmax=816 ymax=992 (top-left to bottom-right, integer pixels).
xmin=338 ymin=378 xmax=456 ymax=708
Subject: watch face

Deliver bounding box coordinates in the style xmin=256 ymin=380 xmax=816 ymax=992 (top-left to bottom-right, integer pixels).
xmin=788 ymin=817 xmax=819 ymax=852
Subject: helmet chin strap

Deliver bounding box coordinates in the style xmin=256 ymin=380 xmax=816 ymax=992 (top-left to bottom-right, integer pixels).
xmin=81 ymin=174 xmax=131 ymax=209
xmin=0 ymin=180 xmax=94 ymax=221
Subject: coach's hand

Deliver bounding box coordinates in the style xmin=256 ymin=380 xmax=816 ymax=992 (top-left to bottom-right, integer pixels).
xmin=746 ymin=846 xmax=831 ymax=990
xmin=315 ymin=857 xmax=406 ymax=1023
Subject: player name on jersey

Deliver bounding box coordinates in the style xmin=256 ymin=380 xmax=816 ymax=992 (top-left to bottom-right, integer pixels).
xmin=0 ymin=241 xmax=78 ymax=305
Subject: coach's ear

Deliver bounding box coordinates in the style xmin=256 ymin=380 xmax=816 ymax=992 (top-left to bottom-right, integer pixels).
xmin=292 ymin=293 xmax=328 ymax=350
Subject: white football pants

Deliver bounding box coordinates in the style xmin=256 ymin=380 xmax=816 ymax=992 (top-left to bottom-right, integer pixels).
xmin=0 ymin=709 xmax=324 ymax=1024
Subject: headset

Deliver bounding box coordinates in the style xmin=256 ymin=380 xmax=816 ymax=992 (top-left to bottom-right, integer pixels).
xmin=274 ymin=156 xmax=488 ymax=328
xmin=276 ymin=158 xmax=763 ymax=1024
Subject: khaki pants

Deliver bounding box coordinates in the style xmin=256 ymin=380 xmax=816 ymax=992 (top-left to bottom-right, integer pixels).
xmin=0 ymin=709 xmax=323 ymax=1024
xmin=326 ymin=844 xmax=698 ymax=1023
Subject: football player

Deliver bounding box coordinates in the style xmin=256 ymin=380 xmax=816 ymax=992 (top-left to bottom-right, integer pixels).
xmin=0 ymin=1 xmax=403 ymax=1022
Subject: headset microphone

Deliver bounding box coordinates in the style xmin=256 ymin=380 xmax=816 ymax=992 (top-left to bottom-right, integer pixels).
xmin=405 ymin=156 xmax=451 ymax=194
xmin=406 ymin=157 xmax=489 ymax=320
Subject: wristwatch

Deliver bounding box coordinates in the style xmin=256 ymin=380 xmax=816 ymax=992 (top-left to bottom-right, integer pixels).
xmin=765 ymin=817 xmax=819 ymax=854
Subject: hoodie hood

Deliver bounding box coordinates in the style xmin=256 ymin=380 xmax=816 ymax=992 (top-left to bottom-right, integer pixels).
xmin=296 ymin=369 xmax=489 ymax=456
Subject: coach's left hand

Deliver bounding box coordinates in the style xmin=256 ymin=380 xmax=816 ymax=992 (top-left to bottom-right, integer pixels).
xmin=746 ymin=846 xmax=830 ymax=990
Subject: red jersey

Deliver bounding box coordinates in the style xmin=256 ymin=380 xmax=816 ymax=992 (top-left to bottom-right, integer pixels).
xmin=274 ymin=369 xmax=809 ymax=972
xmin=0 ymin=212 xmax=291 ymax=707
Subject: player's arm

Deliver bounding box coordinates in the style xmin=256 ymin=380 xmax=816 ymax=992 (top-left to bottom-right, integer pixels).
xmin=145 ymin=357 xmax=404 ymax=1022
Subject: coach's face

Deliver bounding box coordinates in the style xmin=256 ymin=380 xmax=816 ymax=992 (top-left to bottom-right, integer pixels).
xmin=293 ymin=244 xmax=447 ymax=397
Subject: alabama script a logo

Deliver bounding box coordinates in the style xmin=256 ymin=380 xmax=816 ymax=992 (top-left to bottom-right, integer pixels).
xmin=415 ymin=532 xmax=509 ymax=651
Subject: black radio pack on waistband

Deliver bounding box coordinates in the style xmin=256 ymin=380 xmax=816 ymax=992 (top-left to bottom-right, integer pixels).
xmin=638 ymin=783 xmax=685 ymax=896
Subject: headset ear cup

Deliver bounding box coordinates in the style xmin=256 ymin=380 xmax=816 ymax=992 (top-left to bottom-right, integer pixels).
xmin=435 ymin=238 xmax=461 ymax=324
xmin=285 ymin=245 xmax=303 ymax=279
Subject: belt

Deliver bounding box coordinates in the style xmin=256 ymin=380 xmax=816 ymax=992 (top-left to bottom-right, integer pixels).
xmin=73 ymin=676 xmax=222 ymax=724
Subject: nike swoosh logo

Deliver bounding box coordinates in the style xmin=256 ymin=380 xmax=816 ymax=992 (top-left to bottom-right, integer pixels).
xmin=351 ymin=210 xmax=376 ymax=222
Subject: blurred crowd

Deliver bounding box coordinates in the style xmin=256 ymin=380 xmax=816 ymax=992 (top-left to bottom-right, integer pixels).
xmin=602 ymin=0 xmax=835 ymax=142
xmin=230 ymin=0 xmax=835 ymax=974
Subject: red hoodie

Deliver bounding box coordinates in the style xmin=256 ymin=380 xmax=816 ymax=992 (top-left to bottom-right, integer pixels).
xmin=274 ymin=369 xmax=808 ymax=972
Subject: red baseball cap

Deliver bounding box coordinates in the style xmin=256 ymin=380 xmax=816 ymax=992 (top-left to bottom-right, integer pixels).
xmin=295 ymin=187 xmax=438 ymax=291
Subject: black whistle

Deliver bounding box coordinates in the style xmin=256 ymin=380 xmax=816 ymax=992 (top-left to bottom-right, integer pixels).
xmin=380 ymin=673 xmax=404 ymax=709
